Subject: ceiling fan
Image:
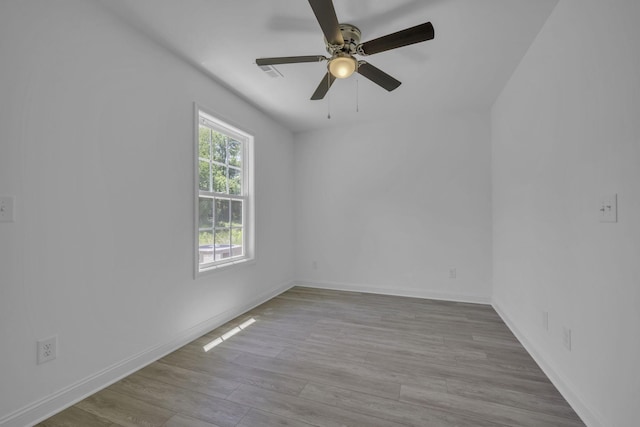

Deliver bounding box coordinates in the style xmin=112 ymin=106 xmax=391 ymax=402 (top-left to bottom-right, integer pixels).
xmin=256 ymin=0 xmax=435 ymax=100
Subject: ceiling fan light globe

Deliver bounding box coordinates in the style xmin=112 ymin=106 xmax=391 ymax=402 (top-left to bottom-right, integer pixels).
xmin=329 ymin=56 xmax=357 ymax=79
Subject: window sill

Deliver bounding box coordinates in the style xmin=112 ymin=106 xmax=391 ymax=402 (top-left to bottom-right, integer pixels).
xmin=196 ymin=257 xmax=256 ymax=278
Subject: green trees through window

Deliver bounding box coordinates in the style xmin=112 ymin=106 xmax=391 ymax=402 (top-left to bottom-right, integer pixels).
xmin=198 ymin=127 xmax=242 ymax=195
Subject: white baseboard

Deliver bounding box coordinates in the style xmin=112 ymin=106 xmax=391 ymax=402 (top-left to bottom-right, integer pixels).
xmin=492 ymin=299 xmax=606 ymax=427
xmin=295 ymin=279 xmax=491 ymax=305
xmin=0 ymin=280 xmax=294 ymax=427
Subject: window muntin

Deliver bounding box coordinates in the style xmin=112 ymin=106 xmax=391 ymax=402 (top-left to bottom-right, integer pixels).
xmin=196 ymin=110 xmax=252 ymax=273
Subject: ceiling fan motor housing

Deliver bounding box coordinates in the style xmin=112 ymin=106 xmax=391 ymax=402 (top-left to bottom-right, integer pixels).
xmin=325 ymin=23 xmax=361 ymax=56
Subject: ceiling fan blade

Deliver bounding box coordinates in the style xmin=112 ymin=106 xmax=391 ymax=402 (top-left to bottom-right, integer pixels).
xmin=357 ymin=62 xmax=401 ymax=91
xmin=256 ymin=56 xmax=326 ymax=66
xmin=308 ymin=0 xmax=344 ymax=46
xmin=310 ymin=72 xmax=337 ymax=100
xmin=359 ymin=22 xmax=434 ymax=56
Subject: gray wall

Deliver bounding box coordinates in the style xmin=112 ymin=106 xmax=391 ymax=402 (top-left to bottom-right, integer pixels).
xmin=0 ymin=1 xmax=295 ymax=424
xmin=492 ymin=0 xmax=640 ymax=425
xmin=294 ymin=112 xmax=492 ymax=303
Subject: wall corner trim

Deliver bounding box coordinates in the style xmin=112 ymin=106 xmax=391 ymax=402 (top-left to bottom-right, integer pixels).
xmin=0 ymin=281 xmax=295 ymax=427
xmin=492 ymin=298 xmax=607 ymax=427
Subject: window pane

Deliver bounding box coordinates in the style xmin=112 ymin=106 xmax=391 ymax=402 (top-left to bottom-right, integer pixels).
xmin=212 ymin=164 xmax=228 ymax=193
xmin=231 ymin=200 xmax=242 ymax=226
xmin=214 ymin=228 xmax=230 ymax=245
xmin=229 ymin=139 xmax=242 ymax=167
xmin=213 ymin=132 xmax=227 ymax=163
xmin=214 ymin=228 xmax=231 ymax=259
xmin=199 ymin=197 xmax=213 ymax=229
xmin=199 ymin=231 xmax=214 ymax=265
xmin=199 ymin=161 xmax=210 ymax=191
xmin=229 ymin=167 xmax=242 ymax=195
xmin=199 ymin=126 xmax=211 ymax=159
xmin=199 ymin=230 xmax=213 ymax=246
xmin=215 ymin=199 xmax=230 ymax=228
xmin=231 ymin=227 xmax=243 ymax=250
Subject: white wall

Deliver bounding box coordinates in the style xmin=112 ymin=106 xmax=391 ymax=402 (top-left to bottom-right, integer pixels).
xmin=492 ymin=0 xmax=640 ymax=426
xmin=294 ymin=112 xmax=492 ymax=303
xmin=0 ymin=1 xmax=294 ymax=425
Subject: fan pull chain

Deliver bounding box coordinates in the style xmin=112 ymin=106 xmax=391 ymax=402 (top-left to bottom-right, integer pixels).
xmin=327 ymin=73 xmax=331 ymax=119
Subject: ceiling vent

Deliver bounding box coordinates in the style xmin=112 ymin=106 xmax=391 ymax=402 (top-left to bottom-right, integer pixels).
xmin=259 ymin=64 xmax=283 ymax=78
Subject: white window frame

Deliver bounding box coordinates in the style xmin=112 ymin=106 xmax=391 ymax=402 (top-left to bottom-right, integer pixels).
xmin=195 ymin=105 xmax=255 ymax=276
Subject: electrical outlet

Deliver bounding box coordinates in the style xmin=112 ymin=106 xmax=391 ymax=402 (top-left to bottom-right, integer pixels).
xmin=449 ymin=268 xmax=456 ymax=279
xmin=0 ymin=196 xmax=15 ymax=222
xmin=562 ymin=327 xmax=572 ymax=351
xmin=37 ymin=336 xmax=57 ymax=364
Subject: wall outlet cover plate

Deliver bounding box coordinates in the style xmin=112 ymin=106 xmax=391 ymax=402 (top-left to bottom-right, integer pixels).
xmin=37 ymin=336 xmax=57 ymax=364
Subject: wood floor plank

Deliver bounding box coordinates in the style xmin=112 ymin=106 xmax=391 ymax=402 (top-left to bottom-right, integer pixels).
xmin=400 ymin=383 xmax=584 ymax=427
xmin=454 ymin=353 xmax=550 ymax=381
xmin=160 ymin=347 xmax=308 ymax=396
xmin=236 ymin=409 xmax=317 ymax=427
xmin=108 ymin=374 xmax=248 ymax=427
xmin=178 ymin=342 xmax=244 ymax=362
xmin=40 ymin=287 xmax=584 ymax=427
xmin=37 ymin=406 xmax=122 ymax=427
xmin=298 ymin=382 xmax=506 ymax=427
xmin=303 ymin=331 xmax=456 ymax=367
xmin=191 ymin=329 xmax=286 ymax=358
xmin=74 ymin=389 xmax=174 ymax=427
xmin=228 ymin=384 xmax=408 ymax=427
xmin=135 ymin=361 xmax=241 ymax=399
xmin=232 ymin=351 xmax=401 ymax=400
xmin=314 ymin=317 xmax=446 ymax=345
xmin=445 ymin=377 xmax=583 ymax=422
xmin=275 ymin=348 xmax=449 ymax=393
xmin=241 ymin=319 xmax=316 ymax=341
xmin=162 ymin=414 xmax=222 ymax=427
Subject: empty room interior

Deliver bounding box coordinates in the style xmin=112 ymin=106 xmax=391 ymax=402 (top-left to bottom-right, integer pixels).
xmin=1 ymin=1 xmax=638 ymax=426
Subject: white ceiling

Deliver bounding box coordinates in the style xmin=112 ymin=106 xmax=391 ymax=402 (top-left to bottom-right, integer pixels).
xmin=99 ymin=0 xmax=558 ymax=133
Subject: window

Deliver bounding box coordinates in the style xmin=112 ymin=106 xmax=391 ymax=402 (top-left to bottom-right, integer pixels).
xmin=196 ymin=107 xmax=253 ymax=273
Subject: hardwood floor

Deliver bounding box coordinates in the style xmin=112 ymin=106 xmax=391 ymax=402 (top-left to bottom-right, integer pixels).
xmin=38 ymin=287 xmax=585 ymax=427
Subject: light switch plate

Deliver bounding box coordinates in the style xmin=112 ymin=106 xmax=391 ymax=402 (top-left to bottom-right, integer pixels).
xmin=599 ymin=194 xmax=617 ymax=223
xmin=0 ymin=196 xmax=15 ymax=222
